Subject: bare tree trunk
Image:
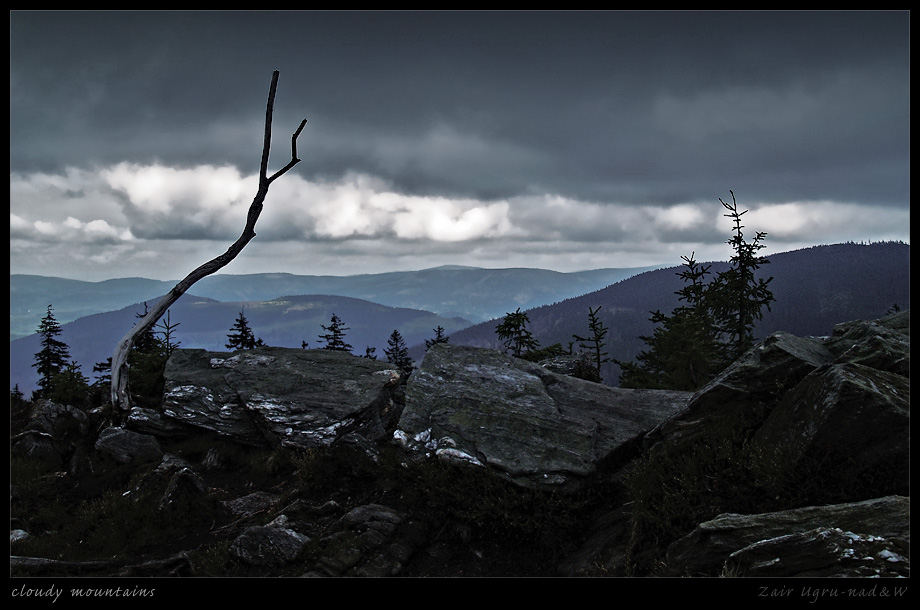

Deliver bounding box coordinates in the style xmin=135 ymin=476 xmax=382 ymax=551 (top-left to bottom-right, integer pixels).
xmin=111 ymin=71 xmax=307 ymax=411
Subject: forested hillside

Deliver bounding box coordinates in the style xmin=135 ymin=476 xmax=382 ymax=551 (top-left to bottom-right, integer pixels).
xmin=448 ymin=242 xmax=910 ymax=385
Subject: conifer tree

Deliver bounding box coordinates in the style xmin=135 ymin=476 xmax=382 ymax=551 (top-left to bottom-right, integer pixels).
xmin=618 ymin=252 xmax=729 ymax=390
xmin=155 ymin=309 xmax=182 ymax=359
xmin=384 ymin=329 xmax=415 ymax=374
xmin=495 ymin=308 xmax=539 ymax=358
xmin=617 ymin=193 xmax=774 ymax=390
xmin=573 ymin=306 xmax=609 ymax=382
xmin=708 ymin=191 xmax=775 ymax=360
xmin=318 ymin=313 xmax=353 ymax=352
xmin=425 ymin=326 xmax=450 ymax=350
xmin=49 ymin=360 xmax=91 ymax=407
xmin=32 ymin=304 xmax=70 ymax=399
xmin=226 ymin=309 xmax=265 ymax=350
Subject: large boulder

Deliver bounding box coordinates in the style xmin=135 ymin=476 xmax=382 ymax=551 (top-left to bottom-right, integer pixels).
xmin=152 ymin=348 xmax=406 ymax=450
xmin=394 ymin=344 xmax=691 ymax=490
xmin=640 ymin=310 xmax=909 ymax=495
xmin=752 ymin=362 xmax=909 ymax=497
xmin=823 ymin=310 xmax=909 ymax=376
xmin=641 ymin=331 xmax=837 ymax=453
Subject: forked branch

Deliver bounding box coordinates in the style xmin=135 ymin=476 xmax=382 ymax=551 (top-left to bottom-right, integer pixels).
xmin=110 ymin=70 xmax=306 ymax=410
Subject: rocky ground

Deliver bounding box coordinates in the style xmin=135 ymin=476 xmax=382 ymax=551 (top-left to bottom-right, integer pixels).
xmin=10 ymin=311 xmax=910 ymax=587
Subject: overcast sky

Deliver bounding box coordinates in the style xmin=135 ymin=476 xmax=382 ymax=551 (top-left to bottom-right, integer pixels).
xmin=10 ymin=10 xmax=910 ymax=281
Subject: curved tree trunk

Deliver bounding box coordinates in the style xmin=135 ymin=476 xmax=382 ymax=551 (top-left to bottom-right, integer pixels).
xmin=111 ymin=71 xmax=307 ymax=410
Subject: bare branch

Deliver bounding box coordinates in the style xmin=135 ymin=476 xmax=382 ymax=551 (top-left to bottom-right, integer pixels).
xmin=110 ymin=71 xmax=307 ymax=410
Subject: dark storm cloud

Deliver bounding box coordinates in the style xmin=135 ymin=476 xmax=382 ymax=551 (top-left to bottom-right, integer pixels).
xmin=11 ymin=11 xmax=910 ymax=206
xmin=10 ymin=11 xmax=910 ymax=281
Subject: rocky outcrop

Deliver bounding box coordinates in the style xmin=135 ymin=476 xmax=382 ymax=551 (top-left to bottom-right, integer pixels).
xmin=639 ymin=310 xmax=909 ymax=495
xmin=10 ymin=311 xmax=909 ymax=578
xmin=562 ymin=310 xmax=910 ymax=576
xmin=150 ymin=348 xmax=406 ymax=450
xmin=640 ymin=331 xmax=838 ymax=453
xmin=394 ymin=343 xmax=692 ymax=490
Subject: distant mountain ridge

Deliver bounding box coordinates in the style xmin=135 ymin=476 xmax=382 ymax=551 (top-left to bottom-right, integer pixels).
xmin=448 ymin=242 xmax=910 ymax=384
xmin=10 ymin=265 xmax=659 ymax=340
xmin=9 ymin=243 xmax=909 ymax=393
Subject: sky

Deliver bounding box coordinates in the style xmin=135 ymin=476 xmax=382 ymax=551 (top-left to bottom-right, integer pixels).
xmin=10 ymin=10 xmax=911 ymax=282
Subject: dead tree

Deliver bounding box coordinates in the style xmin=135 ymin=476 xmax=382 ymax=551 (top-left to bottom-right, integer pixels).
xmin=110 ymin=71 xmax=307 ymax=411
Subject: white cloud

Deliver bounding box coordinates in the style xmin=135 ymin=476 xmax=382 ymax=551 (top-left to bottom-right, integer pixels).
xmin=10 ymin=213 xmax=133 ymax=244
xmin=259 ymin=171 xmax=517 ymax=242
xmin=654 ymin=203 xmax=705 ymax=231
xmin=8 ymin=163 xmax=910 ymax=281
xmin=746 ymin=200 xmax=910 ymax=242
xmin=102 ymin=163 xmax=251 ymax=214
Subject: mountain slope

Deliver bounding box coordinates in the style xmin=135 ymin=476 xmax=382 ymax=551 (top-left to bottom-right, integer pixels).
xmin=448 ymin=242 xmax=910 ymax=384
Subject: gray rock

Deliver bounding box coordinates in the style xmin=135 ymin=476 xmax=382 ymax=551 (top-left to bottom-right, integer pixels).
xmin=563 ymin=312 xmax=910 ymax=577
xmin=665 ymin=496 xmax=910 ymax=577
xmin=727 ymin=526 xmax=910 ymax=577
xmin=824 ymin=310 xmax=910 ymax=376
xmin=223 ymin=491 xmax=281 ymax=518
xmin=395 ymin=344 xmax=691 ymax=490
xmin=94 ymin=426 xmax=163 ymax=465
xmin=126 ymin=406 xmax=194 ymax=439
xmin=159 ymin=347 xmax=405 ymax=450
xmin=642 ymin=331 xmax=836 ymax=452
xmin=11 ymin=430 xmax=59 ymax=463
xmin=11 ymin=400 xmax=90 ymax=465
xmin=127 ymin=455 xmax=214 ymax=516
xmin=313 ymin=504 xmax=425 ymax=577
xmin=229 ymin=517 xmax=312 ymax=567
xmin=753 ymin=362 xmax=909 ymax=495
xmin=26 ymin=399 xmax=90 ymax=439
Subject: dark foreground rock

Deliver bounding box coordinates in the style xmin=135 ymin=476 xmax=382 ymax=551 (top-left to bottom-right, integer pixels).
xmin=560 ymin=310 xmax=910 ymax=576
xmin=665 ymin=495 xmax=910 ymax=577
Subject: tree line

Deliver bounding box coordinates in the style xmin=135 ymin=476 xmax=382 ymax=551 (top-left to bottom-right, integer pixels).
xmin=17 ymin=304 xmax=453 ymax=409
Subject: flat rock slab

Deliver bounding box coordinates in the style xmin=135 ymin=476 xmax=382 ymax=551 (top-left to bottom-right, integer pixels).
xmin=157 ymin=348 xmax=404 ymax=450
xmin=395 ymin=344 xmax=691 ymax=489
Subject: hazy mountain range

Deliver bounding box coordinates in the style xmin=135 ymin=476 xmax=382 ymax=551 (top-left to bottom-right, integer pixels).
xmin=10 ymin=265 xmax=657 ymax=393
xmin=10 ymin=265 xmax=659 ymax=341
xmin=9 ymin=242 xmax=909 ymax=393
